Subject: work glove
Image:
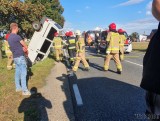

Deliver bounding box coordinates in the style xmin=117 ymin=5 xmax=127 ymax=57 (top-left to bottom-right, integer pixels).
xmin=106 ymin=51 xmax=110 ymax=55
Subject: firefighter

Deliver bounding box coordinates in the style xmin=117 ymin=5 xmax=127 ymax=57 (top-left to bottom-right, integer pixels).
xmin=66 ymin=31 xmax=77 ymax=64
xmin=118 ymin=29 xmax=126 ymax=61
xmin=95 ymin=33 xmax=101 ymax=54
xmin=4 ymin=33 xmax=15 ymax=70
xmin=104 ymin=23 xmax=122 ymax=74
xmin=87 ymin=35 xmax=92 ymax=48
xmin=53 ymin=32 xmax=63 ymax=62
xmin=73 ymin=30 xmax=90 ymax=72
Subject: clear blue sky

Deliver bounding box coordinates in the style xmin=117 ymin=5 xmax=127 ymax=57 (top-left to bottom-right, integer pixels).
xmin=60 ymin=0 xmax=159 ymax=35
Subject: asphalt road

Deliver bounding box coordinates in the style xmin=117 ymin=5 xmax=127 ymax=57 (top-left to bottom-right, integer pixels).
xmin=72 ymin=47 xmax=148 ymax=121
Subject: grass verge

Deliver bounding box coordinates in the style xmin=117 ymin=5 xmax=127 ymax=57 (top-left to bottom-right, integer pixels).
xmin=132 ymin=42 xmax=149 ymax=52
xmin=0 ymin=57 xmax=54 ymax=121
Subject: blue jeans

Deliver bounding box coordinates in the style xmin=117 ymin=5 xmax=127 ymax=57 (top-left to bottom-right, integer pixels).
xmin=14 ymin=56 xmax=28 ymax=91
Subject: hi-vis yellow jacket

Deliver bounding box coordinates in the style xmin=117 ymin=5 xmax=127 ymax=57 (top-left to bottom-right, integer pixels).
xmin=53 ymin=37 xmax=63 ymax=49
xmin=76 ymin=37 xmax=85 ymax=53
xmin=119 ymin=34 xmax=126 ymax=53
xmin=106 ymin=32 xmax=121 ymax=54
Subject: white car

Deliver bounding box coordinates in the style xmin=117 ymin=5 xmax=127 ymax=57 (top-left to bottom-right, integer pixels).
xmin=124 ymin=32 xmax=132 ymax=53
xmin=28 ymin=17 xmax=64 ymax=64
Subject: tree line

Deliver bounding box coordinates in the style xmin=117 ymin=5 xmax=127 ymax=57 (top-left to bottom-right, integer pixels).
xmin=0 ymin=0 xmax=65 ymax=38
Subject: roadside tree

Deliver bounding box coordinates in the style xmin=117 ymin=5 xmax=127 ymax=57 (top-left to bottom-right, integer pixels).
xmin=130 ymin=32 xmax=139 ymax=42
xmin=0 ymin=0 xmax=64 ymax=38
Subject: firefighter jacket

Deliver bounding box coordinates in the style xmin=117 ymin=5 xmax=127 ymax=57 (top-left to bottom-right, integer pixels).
xmin=106 ymin=32 xmax=121 ymax=54
xmin=53 ymin=37 xmax=63 ymax=49
xmin=119 ymin=34 xmax=126 ymax=53
xmin=67 ymin=37 xmax=76 ymax=50
xmin=76 ymin=37 xmax=85 ymax=53
xmin=4 ymin=40 xmax=12 ymax=55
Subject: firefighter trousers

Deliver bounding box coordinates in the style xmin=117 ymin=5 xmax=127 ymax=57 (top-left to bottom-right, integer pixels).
xmin=120 ymin=53 xmax=124 ymax=61
xmin=73 ymin=52 xmax=89 ymax=71
xmin=120 ymin=47 xmax=124 ymax=61
xmin=55 ymin=49 xmax=63 ymax=61
xmin=68 ymin=49 xmax=76 ymax=61
xmin=104 ymin=53 xmax=122 ymax=71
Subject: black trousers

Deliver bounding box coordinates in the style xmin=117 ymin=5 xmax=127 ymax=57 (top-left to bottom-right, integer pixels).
xmin=68 ymin=49 xmax=76 ymax=60
xmin=145 ymin=91 xmax=160 ymax=120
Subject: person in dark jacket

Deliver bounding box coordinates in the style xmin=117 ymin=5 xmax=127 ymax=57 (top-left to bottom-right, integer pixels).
xmin=66 ymin=31 xmax=77 ymax=63
xmin=140 ymin=0 xmax=160 ymax=119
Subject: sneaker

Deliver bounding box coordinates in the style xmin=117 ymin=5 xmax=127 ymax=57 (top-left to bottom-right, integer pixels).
xmin=22 ymin=90 xmax=31 ymax=96
xmin=16 ymin=88 xmax=22 ymax=92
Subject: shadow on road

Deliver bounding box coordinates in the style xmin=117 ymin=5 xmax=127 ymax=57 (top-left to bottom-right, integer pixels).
xmin=74 ymin=77 xmax=147 ymax=121
xmin=108 ymin=69 xmax=119 ymax=74
xmin=89 ymin=62 xmax=104 ymax=71
xmin=88 ymin=53 xmax=105 ymax=58
xmin=18 ymin=87 xmax=52 ymax=121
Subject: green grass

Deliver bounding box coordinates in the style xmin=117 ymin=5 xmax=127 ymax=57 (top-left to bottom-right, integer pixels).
xmin=0 ymin=57 xmax=54 ymax=121
xmin=132 ymin=42 xmax=149 ymax=52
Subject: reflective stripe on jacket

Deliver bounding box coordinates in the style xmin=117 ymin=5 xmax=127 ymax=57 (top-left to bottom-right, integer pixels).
xmin=67 ymin=37 xmax=76 ymax=50
xmin=106 ymin=32 xmax=121 ymax=53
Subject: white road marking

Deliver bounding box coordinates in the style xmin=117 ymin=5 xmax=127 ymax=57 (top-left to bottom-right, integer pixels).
xmin=73 ymin=84 xmax=83 ymax=106
xmin=125 ymin=60 xmax=143 ymax=67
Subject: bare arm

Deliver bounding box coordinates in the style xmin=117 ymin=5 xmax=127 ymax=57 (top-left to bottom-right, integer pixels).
xmin=152 ymin=0 xmax=160 ymax=21
xmin=20 ymin=40 xmax=28 ymax=49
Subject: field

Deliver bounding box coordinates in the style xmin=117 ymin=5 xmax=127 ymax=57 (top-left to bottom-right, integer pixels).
xmin=132 ymin=42 xmax=149 ymax=52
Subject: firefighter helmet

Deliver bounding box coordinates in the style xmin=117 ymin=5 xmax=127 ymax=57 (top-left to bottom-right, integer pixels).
xmin=96 ymin=33 xmax=99 ymax=36
xmin=68 ymin=31 xmax=73 ymax=37
xmin=75 ymin=30 xmax=81 ymax=36
xmin=54 ymin=32 xmax=59 ymax=37
xmin=65 ymin=32 xmax=69 ymax=36
xmin=118 ymin=29 xmax=124 ymax=33
xmin=109 ymin=23 xmax=116 ymax=30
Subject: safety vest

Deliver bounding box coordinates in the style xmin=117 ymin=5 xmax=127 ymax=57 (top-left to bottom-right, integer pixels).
xmin=106 ymin=32 xmax=120 ymax=53
xmin=53 ymin=37 xmax=63 ymax=49
xmin=68 ymin=37 xmax=76 ymax=50
xmin=4 ymin=40 xmax=12 ymax=54
xmin=76 ymin=37 xmax=85 ymax=53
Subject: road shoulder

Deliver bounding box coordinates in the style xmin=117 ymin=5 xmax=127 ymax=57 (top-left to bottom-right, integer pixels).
xmin=39 ymin=62 xmax=75 ymax=121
